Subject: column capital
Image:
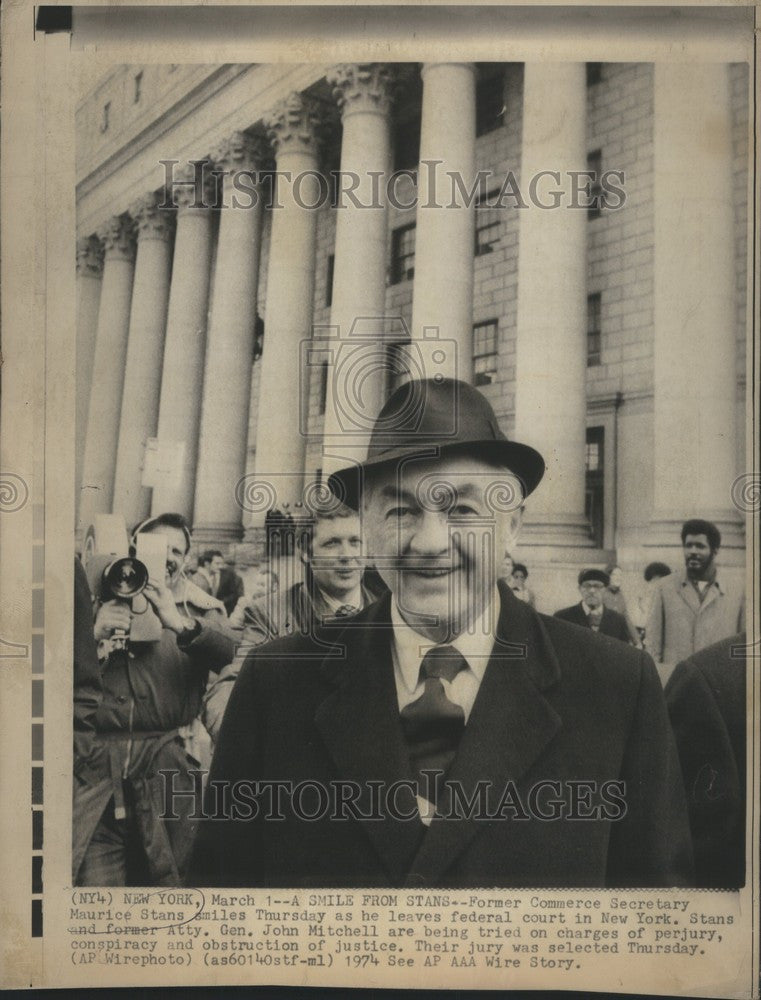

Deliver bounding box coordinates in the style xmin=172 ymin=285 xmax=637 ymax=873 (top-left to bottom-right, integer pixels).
xmin=97 ymin=214 xmax=137 ymax=261
xmin=76 ymin=234 xmax=104 ymax=277
xmin=172 ymin=160 xmax=218 ymax=213
xmin=130 ymin=192 xmax=176 ymax=243
xmin=327 ymin=63 xmax=396 ymax=118
xmin=212 ymin=130 xmax=269 ymax=174
xmin=264 ymin=92 xmax=323 ymax=158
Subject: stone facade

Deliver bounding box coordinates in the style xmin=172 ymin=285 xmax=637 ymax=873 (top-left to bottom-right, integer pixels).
xmin=76 ymin=60 xmax=750 ymax=612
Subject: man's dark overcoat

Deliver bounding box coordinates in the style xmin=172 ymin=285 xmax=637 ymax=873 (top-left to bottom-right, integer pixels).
xmin=554 ymin=602 xmax=632 ymax=644
xmin=188 ymin=584 xmax=692 ymax=888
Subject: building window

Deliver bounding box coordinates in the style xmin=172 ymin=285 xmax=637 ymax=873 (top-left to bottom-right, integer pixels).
xmin=319 ymin=361 xmax=329 ymax=414
xmin=587 ymin=149 xmax=603 ymax=219
xmin=473 ymin=319 xmax=498 ymax=387
xmin=253 ymin=313 xmax=265 ymax=362
xmin=585 ymin=426 xmax=605 ymax=547
xmin=390 ymin=224 xmax=416 ymax=284
xmin=99 ymin=101 xmax=110 ymax=133
xmin=133 ymin=71 xmax=143 ymax=103
xmin=475 ymin=189 xmax=502 ymax=256
xmin=586 ymin=63 xmax=603 ymax=86
xmin=476 ymin=70 xmax=505 ymax=137
xmin=587 ymin=293 xmax=602 ymax=366
xmin=325 ymin=254 xmax=335 ymax=307
xmin=585 ymin=432 xmax=602 ymax=472
xmin=393 ymin=114 xmax=421 ymax=172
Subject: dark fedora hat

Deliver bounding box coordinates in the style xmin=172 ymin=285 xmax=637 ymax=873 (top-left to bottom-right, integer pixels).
xmin=328 ymin=377 xmax=545 ymax=510
xmin=578 ymin=568 xmax=610 ymax=587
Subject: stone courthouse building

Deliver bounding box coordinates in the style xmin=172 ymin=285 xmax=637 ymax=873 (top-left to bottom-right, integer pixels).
xmin=75 ymin=55 xmax=750 ymax=609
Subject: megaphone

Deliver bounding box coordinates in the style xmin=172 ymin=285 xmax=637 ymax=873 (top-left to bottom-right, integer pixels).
xmin=82 ymin=514 xmax=163 ymax=645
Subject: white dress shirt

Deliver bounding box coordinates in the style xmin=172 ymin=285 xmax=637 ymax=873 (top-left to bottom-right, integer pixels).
xmin=390 ymin=593 xmax=499 ymax=824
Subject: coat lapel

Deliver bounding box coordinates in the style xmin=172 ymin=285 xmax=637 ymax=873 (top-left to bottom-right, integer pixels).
xmin=600 ymin=607 xmax=615 ymax=635
xmin=677 ymin=577 xmax=701 ymax=616
xmin=406 ymin=585 xmax=562 ymax=886
xmin=313 ymin=595 xmax=425 ymax=883
xmin=699 ymin=580 xmax=721 ymax=613
xmin=571 ymin=603 xmax=588 ymax=627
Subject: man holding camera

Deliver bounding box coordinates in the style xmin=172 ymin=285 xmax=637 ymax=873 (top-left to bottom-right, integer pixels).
xmin=189 ymin=378 xmax=691 ymax=889
xmin=73 ymin=512 xmax=236 ymax=886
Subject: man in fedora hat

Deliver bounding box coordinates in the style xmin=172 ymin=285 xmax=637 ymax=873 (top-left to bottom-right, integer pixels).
xmin=188 ymin=377 xmax=691 ymax=888
xmin=555 ymin=568 xmax=632 ymax=643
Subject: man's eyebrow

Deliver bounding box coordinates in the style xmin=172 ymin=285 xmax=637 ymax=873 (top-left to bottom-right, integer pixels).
xmin=452 ymin=483 xmax=484 ymax=501
xmin=378 ymin=485 xmax=417 ymax=503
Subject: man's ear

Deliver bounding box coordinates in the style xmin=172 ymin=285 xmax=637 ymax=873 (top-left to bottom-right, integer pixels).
xmin=505 ymin=505 xmax=524 ymax=551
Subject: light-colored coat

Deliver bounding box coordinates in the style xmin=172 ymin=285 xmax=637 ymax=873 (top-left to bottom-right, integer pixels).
xmin=645 ymin=570 xmax=745 ymax=672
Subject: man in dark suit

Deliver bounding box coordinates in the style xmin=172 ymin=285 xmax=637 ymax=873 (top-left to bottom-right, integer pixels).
xmin=192 ymin=550 xmax=244 ymax=616
xmin=217 ymin=562 xmax=245 ymax=617
xmin=666 ymin=633 xmax=747 ymax=889
xmin=188 ymin=378 xmax=691 ymax=889
xmin=555 ymin=569 xmax=632 ymax=643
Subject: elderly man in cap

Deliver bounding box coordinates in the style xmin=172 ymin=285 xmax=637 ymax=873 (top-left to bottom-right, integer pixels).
xmin=555 ymin=568 xmax=632 ymax=643
xmin=188 ymin=378 xmax=691 ymax=889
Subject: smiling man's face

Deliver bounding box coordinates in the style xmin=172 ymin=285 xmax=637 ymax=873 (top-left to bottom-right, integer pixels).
xmin=306 ymin=513 xmax=364 ymax=600
xmin=363 ymin=453 xmax=523 ymax=641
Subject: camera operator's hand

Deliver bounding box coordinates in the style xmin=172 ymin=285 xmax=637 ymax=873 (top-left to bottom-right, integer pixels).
xmin=93 ymin=600 xmax=133 ymax=641
xmin=144 ymin=577 xmax=190 ymax=634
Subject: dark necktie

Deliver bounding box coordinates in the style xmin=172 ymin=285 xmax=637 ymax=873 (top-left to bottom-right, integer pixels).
xmin=587 ymin=607 xmax=603 ymax=631
xmin=333 ymin=604 xmax=359 ymax=618
xmin=399 ymin=646 xmax=468 ymax=809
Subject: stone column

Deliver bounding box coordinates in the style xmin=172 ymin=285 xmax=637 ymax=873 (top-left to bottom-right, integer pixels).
xmin=112 ymin=193 xmax=175 ymax=527
xmin=321 ymin=63 xmax=395 ymax=478
xmin=514 ymin=63 xmax=592 ymax=548
xmin=250 ymin=94 xmax=322 ymax=526
xmin=649 ymin=63 xmax=742 ymax=550
xmin=78 ymin=215 xmax=136 ymax=531
xmin=410 ymin=63 xmax=476 ymax=382
xmin=151 ymin=164 xmax=215 ymax=519
xmin=75 ymin=235 xmax=104 ymax=497
xmin=193 ymin=132 xmax=266 ymax=542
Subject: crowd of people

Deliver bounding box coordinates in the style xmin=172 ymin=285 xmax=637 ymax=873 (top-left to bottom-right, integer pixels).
xmin=73 ymin=378 xmax=748 ymax=892
xmin=501 ymin=537 xmax=744 ymax=684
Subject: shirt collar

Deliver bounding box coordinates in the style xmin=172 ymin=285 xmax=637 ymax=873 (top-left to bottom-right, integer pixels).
xmin=315 ymin=583 xmax=363 ymax=615
xmin=581 ymin=600 xmax=602 ymax=618
xmin=391 ymin=591 xmax=498 ymax=695
xmin=679 ymin=568 xmax=723 ymax=594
